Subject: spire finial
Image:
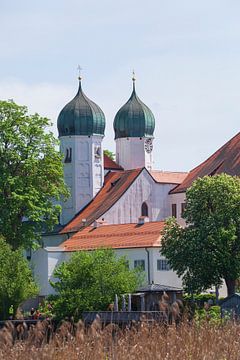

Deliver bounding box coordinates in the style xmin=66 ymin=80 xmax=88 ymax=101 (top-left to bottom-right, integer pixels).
xmin=132 ymin=69 xmax=136 ymax=82
xmin=77 ymin=65 xmax=82 ymax=81
xmin=132 ymin=69 xmax=136 ymax=91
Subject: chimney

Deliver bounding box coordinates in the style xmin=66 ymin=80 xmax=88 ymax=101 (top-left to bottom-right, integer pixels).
xmin=82 ymin=219 xmax=87 ymax=227
xmin=92 ymin=218 xmax=107 ymax=229
xmin=138 ymin=216 xmax=150 ymax=225
xmin=93 ymin=220 xmax=100 ymax=229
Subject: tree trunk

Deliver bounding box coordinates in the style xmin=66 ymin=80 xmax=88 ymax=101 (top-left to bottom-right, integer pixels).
xmin=225 ymin=278 xmax=236 ymax=296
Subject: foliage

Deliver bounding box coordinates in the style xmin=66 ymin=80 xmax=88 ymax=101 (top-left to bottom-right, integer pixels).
xmin=0 ymin=100 xmax=69 ymax=249
xmin=0 ymin=237 xmax=38 ymax=320
xmin=161 ymin=174 xmax=240 ymax=296
xmin=183 ymin=293 xmax=217 ymax=307
xmin=103 ymin=149 xmax=115 ymax=160
xmin=194 ymin=306 xmax=221 ymax=325
xmin=37 ymin=300 xmax=54 ymax=319
xmin=51 ymin=249 xmax=144 ymax=320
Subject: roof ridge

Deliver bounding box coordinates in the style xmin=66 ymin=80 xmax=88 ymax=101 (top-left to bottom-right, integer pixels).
xmin=68 ymin=230 xmax=162 ymax=241
xmin=151 ymin=170 xmax=188 ymax=174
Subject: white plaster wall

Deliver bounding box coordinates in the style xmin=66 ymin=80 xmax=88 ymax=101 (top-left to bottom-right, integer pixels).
xmin=152 ymin=249 xmax=182 ymax=288
xmin=115 ymin=248 xmax=149 ymax=284
xmin=31 ymin=248 xmax=70 ymax=296
xmin=107 ymin=248 xmax=182 ymax=288
xmin=101 ymin=170 xmax=153 ymax=224
xmin=116 ymin=138 xmax=153 ymax=171
xmin=151 ymin=183 xmax=176 ymax=221
xmin=169 ymin=192 xmax=186 ymax=226
xmin=31 ymin=249 xmax=49 ymax=296
xmin=42 ymin=233 xmax=68 ymax=247
xmin=47 ymin=251 xmax=69 ymax=295
xmin=60 ymin=135 xmax=104 ymax=225
xmin=101 ymin=169 xmax=176 ymax=225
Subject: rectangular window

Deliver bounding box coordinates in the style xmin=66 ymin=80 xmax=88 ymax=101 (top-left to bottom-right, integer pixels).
xmin=134 ymin=260 xmax=145 ymax=271
xmin=157 ymin=259 xmax=171 ymax=271
xmin=181 ymin=202 xmax=186 ymax=217
xmin=172 ymin=204 xmax=177 ymax=218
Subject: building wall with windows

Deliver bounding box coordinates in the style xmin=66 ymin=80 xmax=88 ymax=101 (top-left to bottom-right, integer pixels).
xmin=32 ymin=246 xmax=183 ymax=297
xmin=169 ymin=192 xmax=186 ymax=226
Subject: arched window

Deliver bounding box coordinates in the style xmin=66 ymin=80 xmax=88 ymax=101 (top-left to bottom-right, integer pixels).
xmin=141 ymin=202 xmax=148 ymax=217
xmin=64 ymin=147 xmax=72 ymax=163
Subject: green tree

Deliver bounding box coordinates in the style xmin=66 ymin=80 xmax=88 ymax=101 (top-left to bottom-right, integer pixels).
xmin=161 ymin=174 xmax=240 ymax=296
xmin=0 ymin=237 xmax=38 ymax=319
xmin=104 ymin=149 xmax=115 ymax=160
xmin=0 ymin=100 xmax=68 ymax=249
xmin=51 ymin=249 xmax=143 ymax=320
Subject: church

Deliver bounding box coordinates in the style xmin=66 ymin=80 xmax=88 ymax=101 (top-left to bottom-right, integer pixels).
xmin=31 ymin=74 xmax=240 ymax=298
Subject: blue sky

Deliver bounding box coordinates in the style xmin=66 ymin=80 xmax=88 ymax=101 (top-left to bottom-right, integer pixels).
xmin=0 ymin=0 xmax=239 ymax=171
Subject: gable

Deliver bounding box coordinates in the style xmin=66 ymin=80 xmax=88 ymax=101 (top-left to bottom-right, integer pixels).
xmin=60 ymin=168 xmax=144 ymax=234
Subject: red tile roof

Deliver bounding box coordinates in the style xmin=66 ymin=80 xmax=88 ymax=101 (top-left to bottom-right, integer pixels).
xmin=104 ymin=154 xmax=123 ymax=170
xmin=170 ymin=132 xmax=240 ymax=194
xmin=61 ymin=221 xmax=165 ymax=251
xmin=150 ymin=170 xmax=188 ymax=184
xmin=60 ymin=168 xmax=143 ymax=234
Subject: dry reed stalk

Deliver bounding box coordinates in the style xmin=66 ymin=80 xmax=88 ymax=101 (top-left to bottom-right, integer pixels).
xmin=1 ymin=320 xmax=240 ymax=359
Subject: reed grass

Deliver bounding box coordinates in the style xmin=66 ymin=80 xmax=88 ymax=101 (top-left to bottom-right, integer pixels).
xmin=0 ymin=318 xmax=239 ymax=359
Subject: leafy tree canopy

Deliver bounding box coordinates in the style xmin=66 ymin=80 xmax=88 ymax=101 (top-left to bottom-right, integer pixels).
xmin=0 ymin=237 xmax=38 ymax=319
xmin=0 ymin=100 xmax=68 ymax=249
xmin=51 ymin=249 xmax=144 ymax=320
xmin=161 ymin=174 xmax=240 ymax=296
xmin=103 ymin=149 xmax=115 ymax=160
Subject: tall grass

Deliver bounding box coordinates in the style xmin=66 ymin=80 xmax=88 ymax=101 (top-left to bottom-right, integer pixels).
xmin=0 ymin=319 xmax=240 ymax=359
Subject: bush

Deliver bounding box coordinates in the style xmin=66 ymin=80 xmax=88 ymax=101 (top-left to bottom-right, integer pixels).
xmin=51 ymin=249 xmax=144 ymax=321
xmin=183 ymin=293 xmax=217 ymax=307
xmin=194 ymin=305 xmax=221 ymax=325
xmin=0 ymin=237 xmax=38 ymax=319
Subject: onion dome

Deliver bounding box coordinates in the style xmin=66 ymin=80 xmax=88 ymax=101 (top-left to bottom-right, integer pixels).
xmin=114 ymin=74 xmax=155 ymax=139
xmin=57 ymin=79 xmax=105 ymax=137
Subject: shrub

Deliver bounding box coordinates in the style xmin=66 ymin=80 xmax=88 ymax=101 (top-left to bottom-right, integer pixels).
xmin=51 ymin=249 xmax=144 ymax=321
xmin=0 ymin=237 xmax=38 ymax=319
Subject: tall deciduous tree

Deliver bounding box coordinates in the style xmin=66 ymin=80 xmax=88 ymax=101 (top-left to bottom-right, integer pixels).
xmin=51 ymin=249 xmax=144 ymax=320
xmin=0 ymin=100 xmax=68 ymax=249
xmin=161 ymin=174 xmax=240 ymax=296
xmin=0 ymin=237 xmax=38 ymax=319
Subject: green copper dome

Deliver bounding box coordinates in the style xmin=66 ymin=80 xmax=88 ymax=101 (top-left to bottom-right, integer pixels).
xmin=114 ymin=80 xmax=155 ymax=139
xmin=57 ymin=80 xmax=105 ymax=137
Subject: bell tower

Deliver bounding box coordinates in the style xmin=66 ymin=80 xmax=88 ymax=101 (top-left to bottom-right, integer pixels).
xmin=57 ymin=77 xmax=106 ymax=225
xmin=113 ymin=73 xmax=155 ymax=171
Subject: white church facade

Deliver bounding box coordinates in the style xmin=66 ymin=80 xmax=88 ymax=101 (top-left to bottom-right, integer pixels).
xmin=32 ymin=74 xmax=240 ymax=297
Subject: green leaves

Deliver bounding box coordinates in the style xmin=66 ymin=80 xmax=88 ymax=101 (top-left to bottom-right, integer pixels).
xmin=51 ymin=249 xmax=143 ymax=321
xmin=161 ymin=174 xmax=240 ymax=296
xmin=103 ymin=149 xmax=115 ymax=160
xmin=0 ymin=100 xmax=69 ymax=249
xmin=0 ymin=237 xmax=38 ymax=319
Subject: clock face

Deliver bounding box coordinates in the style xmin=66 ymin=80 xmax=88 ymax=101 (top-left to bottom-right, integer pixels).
xmin=144 ymin=138 xmax=153 ymax=153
